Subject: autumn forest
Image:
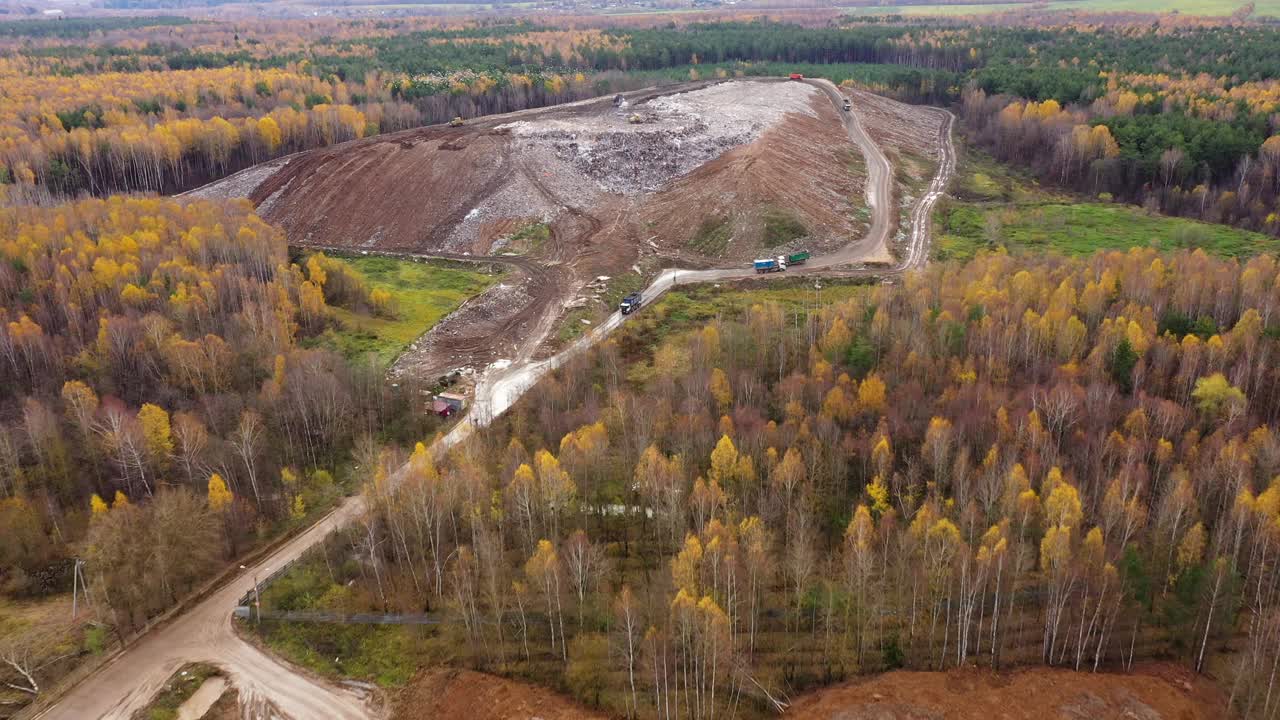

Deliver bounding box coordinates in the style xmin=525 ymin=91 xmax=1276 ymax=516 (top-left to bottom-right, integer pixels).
xmin=3 ymin=6 xmax=1280 ymax=720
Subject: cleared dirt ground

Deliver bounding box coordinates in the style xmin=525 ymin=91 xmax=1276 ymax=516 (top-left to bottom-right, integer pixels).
xmin=385 ymin=662 xmax=1226 ymax=720
xmin=391 ymin=668 xmax=604 ymax=720
xmin=788 ymin=662 xmax=1227 ymax=720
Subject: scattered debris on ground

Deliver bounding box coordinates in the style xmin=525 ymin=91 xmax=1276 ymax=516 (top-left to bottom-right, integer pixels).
xmin=499 ymin=80 xmax=818 ymax=194
xmin=389 ymin=278 xmax=542 ymax=383
xmin=182 ymin=160 xmax=289 ymax=203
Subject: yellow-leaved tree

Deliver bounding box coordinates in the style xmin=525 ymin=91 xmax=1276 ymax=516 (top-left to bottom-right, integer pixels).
xmin=207 ymin=473 xmax=234 ymax=513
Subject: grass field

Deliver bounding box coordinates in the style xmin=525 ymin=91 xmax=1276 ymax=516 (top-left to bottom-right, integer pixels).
xmin=939 ymin=203 xmax=1280 ymax=260
xmin=935 ymin=146 xmax=1280 ymax=261
xmin=612 ymin=277 xmax=873 ymax=360
xmin=312 ymin=256 xmax=500 ymax=369
xmin=839 ymin=0 xmax=1279 ymax=16
xmin=0 ymin=596 xmax=103 ymax=712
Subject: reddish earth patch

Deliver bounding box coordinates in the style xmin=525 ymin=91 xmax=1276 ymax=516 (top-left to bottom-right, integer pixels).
xmin=391 ymin=668 xmax=604 ymax=720
xmin=249 ymin=126 xmax=515 ymax=252
xmin=787 ymin=662 xmax=1227 ymax=720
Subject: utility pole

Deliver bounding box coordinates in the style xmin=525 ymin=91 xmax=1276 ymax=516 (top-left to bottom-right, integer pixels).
xmin=241 ymin=564 xmax=266 ymax=624
xmin=71 ymin=558 xmax=88 ymax=619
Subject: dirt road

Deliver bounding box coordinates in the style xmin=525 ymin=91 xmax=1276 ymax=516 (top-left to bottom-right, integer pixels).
xmin=31 ymin=499 xmax=374 ymax=720
xmin=32 ymin=82 xmax=954 ymax=720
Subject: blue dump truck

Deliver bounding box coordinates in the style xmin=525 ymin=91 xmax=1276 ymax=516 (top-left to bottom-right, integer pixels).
xmin=754 ymin=255 xmax=787 ymax=274
xmin=619 ymin=291 xmax=643 ymax=315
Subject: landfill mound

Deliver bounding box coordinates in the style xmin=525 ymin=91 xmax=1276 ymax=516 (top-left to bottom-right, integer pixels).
xmin=498 ymin=80 xmax=819 ymax=195
xmin=190 ymin=79 xmax=873 ymax=386
xmin=194 ymin=80 xmax=841 ymax=263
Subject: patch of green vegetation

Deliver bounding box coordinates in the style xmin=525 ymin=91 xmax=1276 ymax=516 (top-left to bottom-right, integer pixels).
xmin=950 ymin=146 xmax=1062 ymax=204
xmin=260 ymin=557 xmax=351 ymax=613
xmin=762 ymin=210 xmax=808 ymax=248
xmin=258 ymin=621 xmax=427 ymax=687
xmin=132 ymin=663 xmax=222 ymax=720
xmin=502 ymin=220 xmax=550 ymax=255
xmin=937 ymin=144 xmax=1280 ymax=261
xmin=558 ymin=307 xmax=596 ymax=344
xmin=602 ymin=271 xmax=647 ymax=311
xmin=938 ymin=202 xmax=1280 ymax=260
xmin=310 ymin=255 xmax=499 ymax=369
xmin=247 ymin=543 xmax=437 ymax=689
xmin=965 ymin=172 xmax=1003 ymax=200
xmin=616 ymin=278 xmax=872 ymax=351
xmin=843 ymin=146 xmax=867 ymax=179
xmin=894 ymin=150 xmax=939 ymax=197
xmin=690 ymin=217 xmax=733 ymax=256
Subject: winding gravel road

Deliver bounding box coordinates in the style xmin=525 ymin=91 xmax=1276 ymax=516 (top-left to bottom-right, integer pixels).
xmin=29 ymin=79 xmax=955 ymax=720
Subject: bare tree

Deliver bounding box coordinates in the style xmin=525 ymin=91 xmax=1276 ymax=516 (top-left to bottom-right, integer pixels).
xmin=229 ymin=410 xmax=265 ymax=508
xmin=614 ymin=586 xmax=643 ymax=718
xmin=563 ymin=529 xmax=607 ymax=625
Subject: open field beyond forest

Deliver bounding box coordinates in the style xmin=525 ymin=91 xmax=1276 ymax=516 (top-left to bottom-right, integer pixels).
xmin=933 ymin=145 xmax=1280 ymax=261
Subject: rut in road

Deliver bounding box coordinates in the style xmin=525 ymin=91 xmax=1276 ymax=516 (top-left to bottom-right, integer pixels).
xmin=29 ymin=83 xmax=955 ymax=720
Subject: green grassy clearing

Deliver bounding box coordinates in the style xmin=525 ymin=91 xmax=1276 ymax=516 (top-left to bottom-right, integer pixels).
xmin=246 ymin=544 xmax=445 ymax=689
xmin=258 ymin=621 xmax=430 ymax=688
xmin=614 ymin=278 xmax=872 ymax=358
xmin=935 ymin=146 xmax=1280 ymax=261
xmin=939 ymin=203 xmax=1280 ymax=261
xmin=312 ymin=255 xmax=499 ymax=369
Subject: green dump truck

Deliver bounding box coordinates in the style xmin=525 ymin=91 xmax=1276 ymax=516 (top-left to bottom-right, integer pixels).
xmin=786 ymin=250 xmax=811 ymax=265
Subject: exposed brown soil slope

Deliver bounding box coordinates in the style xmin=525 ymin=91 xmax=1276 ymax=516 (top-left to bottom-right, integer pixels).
xmin=392 ymin=668 xmax=604 ymax=720
xmin=637 ymin=94 xmax=865 ymax=261
xmin=788 ymin=663 xmax=1227 ymax=720
xmin=249 ymin=125 xmax=515 ymax=251
xmin=387 ymin=663 xmax=1225 ymax=720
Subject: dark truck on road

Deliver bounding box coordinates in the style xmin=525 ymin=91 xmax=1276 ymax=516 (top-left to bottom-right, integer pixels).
xmin=619 ymin=292 xmax=643 ymax=314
